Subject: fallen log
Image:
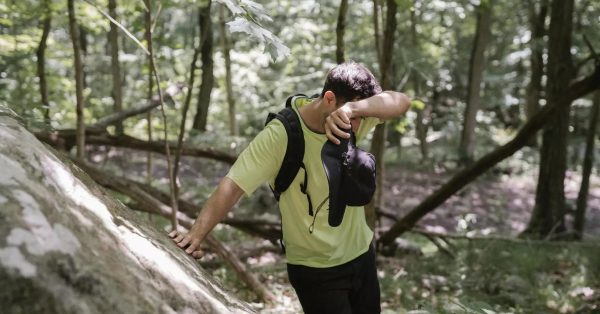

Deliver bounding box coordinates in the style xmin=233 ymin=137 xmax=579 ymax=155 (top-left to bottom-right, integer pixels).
xmin=377 ymin=61 xmax=600 ymax=249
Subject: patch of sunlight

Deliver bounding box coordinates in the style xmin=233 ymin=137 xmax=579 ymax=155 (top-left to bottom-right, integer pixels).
xmin=0 ymin=247 xmax=36 ymax=277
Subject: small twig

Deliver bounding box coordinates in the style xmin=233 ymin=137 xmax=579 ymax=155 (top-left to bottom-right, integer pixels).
xmin=583 ymin=34 xmax=598 ymax=61
xmin=81 ymin=0 xmax=149 ymax=55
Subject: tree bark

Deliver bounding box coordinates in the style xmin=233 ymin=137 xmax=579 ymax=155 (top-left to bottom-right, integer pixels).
xmin=525 ymin=0 xmax=548 ymax=147
xmin=336 ymin=0 xmax=349 ymax=64
xmin=372 ymin=0 xmax=382 ymax=70
xmin=525 ymin=0 xmax=575 ymax=238
xmin=458 ymin=1 xmax=492 ymax=164
xmin=366 ymin=0 xmax=397 ymax=230
xmin=67 ymin=0 xmax=86 ymax=158
xmin=192 ymin=1 xmax=214 ymax=131
xmin=574 ymin=91 xmax=600 ymax=239
xmin=218 ymin=5 xmax=237 ymax=136
xmin=36 ymin=0 xmax=51 ymax=125
xmin=108 ymin=0 xmax=124 ymax=135
xmin=410 ymin=2 xmax=429 ymax=160
xmin=144 ymin=0 xmax=154 ymax=181
xmin=377 ymin=63 xmax=600 ymax=248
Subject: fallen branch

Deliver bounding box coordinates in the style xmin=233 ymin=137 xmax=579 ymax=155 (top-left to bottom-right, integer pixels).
xmin=37 ymin=132 xmax=237 ymax=164
xmin=72 ymin=158 xmax=276 ymax=303
xmin=377 ymin=64 xmax=600 ymax=248
xmin=90 ymin=85 xmax=181 ymax=131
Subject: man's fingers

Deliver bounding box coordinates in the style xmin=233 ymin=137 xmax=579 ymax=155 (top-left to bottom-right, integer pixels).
xmin=168 ymin=230 xmax=178 ymax=238
xmin=185 ymin=239 xmax=200 ymax=254
xmin=173 ymin=234 xmax=184 ymax=243
xmin=192 ymin=250 xmax=203 ymax=259
xmin=332 ymin=112 xmax=351 ymax=128
xmin=177 ymin=236 xmax=191 ymax=248
xmin=325 ymin=127 xmax=340 ymax=145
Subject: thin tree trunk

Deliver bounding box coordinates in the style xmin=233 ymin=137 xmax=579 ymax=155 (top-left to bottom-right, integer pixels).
xmin=36 ymin=0 xmax=51 ymax=125
xmin=458 ymin=1 xmax=492 ymax=164
xmin=143 ymin=0 xmax=179 ymax=231
xmin=574 ymin=91 xmax=600 ymax=239
xmin=372 ymin=0 xmax=382 ymax=70
xmin=108 ymin=0 xmax=123 ymax=135
xmin=525 ymin=0 xmax=575 ymax=238
xmin=525 ymin=0 xmax=548 ymax=147
xmin=366 ymin=0 xmax=398 ymax=230
xmin=144 ymin=0 xmax=154 ymax=181
xmin=68 ymin=0 xmax=86 ymax=158
xmin=192 ymin=1 xmax=214 ymax=131
xmin=218 ymin=6 xmax=237 ymax=136
xmin=410 ymin=2 xmax=428 ymax=160
xmin=79 ymin=25 xmax=88 ymax=90
xmin=173 ymin=9 xmax=203 ymax=207
xmin=336 ymin=0 xmax=349 ymax=64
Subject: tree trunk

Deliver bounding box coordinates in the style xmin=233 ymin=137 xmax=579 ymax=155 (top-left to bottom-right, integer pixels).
xmin=36 ymin=0 xmax=51 ymax=125
xmin=525 ymin=0 xmax=575 ymax=238
xmin=192 ymin=2 xmax=214 ymax=131
xmin=218 ymin=6 xmax=237 ymax=136
xmin=108 ymin=0 xmax=123 ymax=135
xmin=79 ymin=25 xmax=88 ymax=89
xmin=336 ymin=0 xmax=349 ymax=64
xmin=525 ymin=0 xmax=548 ymax=147
xmin=366 ymin=0 xmax=398 ymax=230
xmin=372 ymin=0 xmax=382 ymax=70
xmin=410 ymin=2 xmax=428 ymax=160
xmin=458 ymin=1 xmax=492 ymax=164
xmin=144 ymin=0 xmax=154 ymax=181
xmin=574 ymin=91 xmax=600 ymax=239
xmin=68 ymin=0 xmax=86 ymax=158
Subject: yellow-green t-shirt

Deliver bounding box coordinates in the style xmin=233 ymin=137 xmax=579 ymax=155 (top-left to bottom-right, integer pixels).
xmin=226 ymin=97 xmax=380 ymax=268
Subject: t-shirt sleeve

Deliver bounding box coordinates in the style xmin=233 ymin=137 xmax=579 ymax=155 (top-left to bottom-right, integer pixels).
xmin=355 ymin=116 xmax=382 ymax=142
xmin=226 ymin=120 xmax=286 ymax=196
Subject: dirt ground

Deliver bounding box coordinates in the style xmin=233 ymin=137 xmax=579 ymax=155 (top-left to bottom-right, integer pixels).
xmin=380 ymin=165 xmax=600 ymax=239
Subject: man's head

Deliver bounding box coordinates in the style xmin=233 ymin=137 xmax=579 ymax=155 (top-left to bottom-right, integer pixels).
xmin=320 ymin=61 xmax=382 ymax=106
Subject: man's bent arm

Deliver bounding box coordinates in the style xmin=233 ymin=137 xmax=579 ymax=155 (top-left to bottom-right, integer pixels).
xmin=170 ymin=177 xmax=245 ymax=256
xmin=348 ymin=91 xmax=410 ymax=120
xmin=326 ymin=91 xmax=411 ymax=143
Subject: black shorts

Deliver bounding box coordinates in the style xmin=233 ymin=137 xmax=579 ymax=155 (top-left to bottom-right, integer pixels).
xmin=286 ymin=245 xmax=380 ymax=314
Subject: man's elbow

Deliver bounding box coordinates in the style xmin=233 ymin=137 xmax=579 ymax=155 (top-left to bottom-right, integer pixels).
xmin=388 ymin=91 xmax=411 ymax=118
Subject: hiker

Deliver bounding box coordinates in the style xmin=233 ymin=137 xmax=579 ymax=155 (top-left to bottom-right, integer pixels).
xmin=169 ymin=61 xmax=410 ymax=313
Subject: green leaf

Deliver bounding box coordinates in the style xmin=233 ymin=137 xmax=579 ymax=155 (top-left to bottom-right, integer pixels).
xmin=411 ymin=99 xmax=426 ymax=110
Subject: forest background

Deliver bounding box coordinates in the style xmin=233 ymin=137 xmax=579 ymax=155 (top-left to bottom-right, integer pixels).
xmin=1 ymin=0 xmax=600 ymax=313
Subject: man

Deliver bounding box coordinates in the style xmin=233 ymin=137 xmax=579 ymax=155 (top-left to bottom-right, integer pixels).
xmin=170 ymin=62 xmax=410 ymax=313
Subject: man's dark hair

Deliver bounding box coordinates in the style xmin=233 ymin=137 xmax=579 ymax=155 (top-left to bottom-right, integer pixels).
xmin=320 ymin=61 xmax=382 ymax=106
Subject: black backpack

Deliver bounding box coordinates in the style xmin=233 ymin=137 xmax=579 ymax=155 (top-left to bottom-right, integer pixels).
xmin=264 ymin=94 xmax=318 ymax=216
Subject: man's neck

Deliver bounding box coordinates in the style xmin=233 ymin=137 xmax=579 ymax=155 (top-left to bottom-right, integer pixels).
xmin=298 ymin=98 xmax=329 ymax=134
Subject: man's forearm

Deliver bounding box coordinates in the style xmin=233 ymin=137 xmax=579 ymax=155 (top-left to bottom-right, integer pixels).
xmin=349 ymin=91 xmax=411 ymax=120
xmin=190 ymin=177 xmax=244 ymax=240
xmin=171 ymin=176 xmax=245 ymax=255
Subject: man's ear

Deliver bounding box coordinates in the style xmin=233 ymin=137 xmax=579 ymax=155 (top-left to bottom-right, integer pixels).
xmin=323 ymin=91 xmax=337 ymax=108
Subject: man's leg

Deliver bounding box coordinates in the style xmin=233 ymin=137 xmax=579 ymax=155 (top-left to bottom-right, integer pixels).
xmin=287 ymin=263 xmax=352 ymax=314
xmin=349 ymin=245 xmax=381 ymax=314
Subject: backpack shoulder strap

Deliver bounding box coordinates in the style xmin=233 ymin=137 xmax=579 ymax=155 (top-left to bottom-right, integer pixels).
xmin=265 ymin=98 xmax=305 ymax=201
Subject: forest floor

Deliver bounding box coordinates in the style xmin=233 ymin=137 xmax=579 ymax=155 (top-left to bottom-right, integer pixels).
xmin=97 ymin=148 xmax=600 ymax=313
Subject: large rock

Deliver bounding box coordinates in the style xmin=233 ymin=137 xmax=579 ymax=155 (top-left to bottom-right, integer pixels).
xmin=0 ymin=110 xmax=253 ymax=314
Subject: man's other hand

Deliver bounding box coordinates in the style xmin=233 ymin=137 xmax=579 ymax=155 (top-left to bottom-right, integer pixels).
xmin=169 ymin=230 xmax=204 ymax=259
xmin=325 ymin=105 xmax=353 ymax=144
